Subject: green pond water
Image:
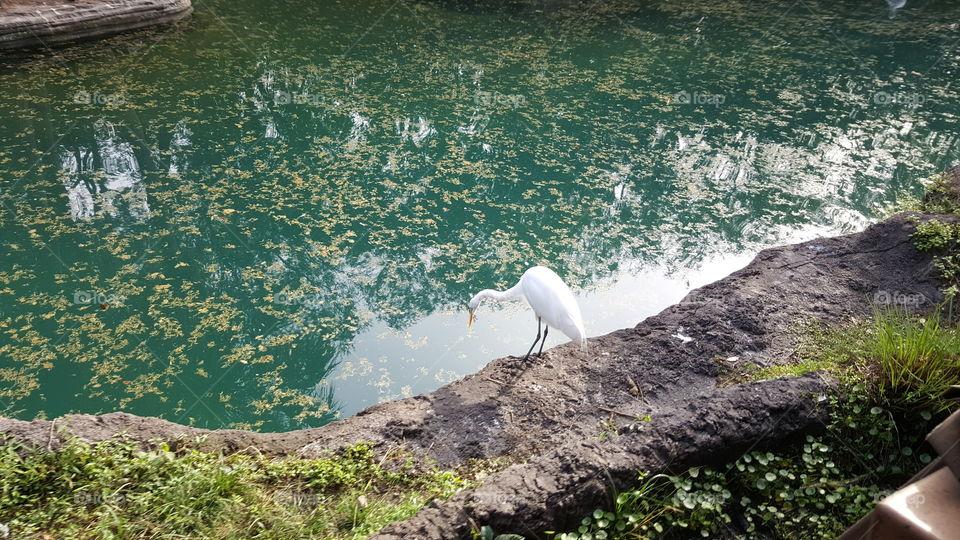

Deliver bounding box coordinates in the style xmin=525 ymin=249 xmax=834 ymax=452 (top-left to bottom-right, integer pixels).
xmin=0 ymin=0 xmax=958 ymax=431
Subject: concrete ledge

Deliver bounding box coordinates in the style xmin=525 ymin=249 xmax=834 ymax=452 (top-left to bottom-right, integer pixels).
xmin=0 ymin=0 xmax=192 ymax=50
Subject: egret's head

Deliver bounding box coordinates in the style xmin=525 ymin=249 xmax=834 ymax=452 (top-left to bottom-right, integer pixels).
xmin=467 ymin=297 xmax=481 ymax=328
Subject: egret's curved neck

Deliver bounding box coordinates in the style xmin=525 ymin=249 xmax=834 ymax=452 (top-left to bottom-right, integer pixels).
xmin=471 ymin=283 xmax=524 ymax=306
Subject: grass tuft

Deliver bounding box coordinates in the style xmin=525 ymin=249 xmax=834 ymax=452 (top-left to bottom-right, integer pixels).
xmin=865 ymin=305 xmax=960 ymax=412
xmin=746 ymin=305 xmax=960 ymax=413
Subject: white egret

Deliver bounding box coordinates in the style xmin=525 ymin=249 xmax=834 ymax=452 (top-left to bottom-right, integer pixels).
xmin=886 ymin=0 xmax=906 ymax=18
xmin=468 ymin=266 xmax=587 ymax=360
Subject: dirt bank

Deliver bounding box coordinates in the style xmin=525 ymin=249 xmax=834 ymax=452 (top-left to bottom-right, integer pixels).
xmin=0 ymin=0 xmax=192 ymax=50
xmin=0 ymin=212 xmax=948 ymax=537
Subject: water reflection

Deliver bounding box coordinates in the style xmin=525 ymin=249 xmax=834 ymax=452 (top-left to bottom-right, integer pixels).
xmin=57 ymin=121 xmax=149 ymax=221
xmin=57 ymin=146 xmax=95 ymax=219
xmin=168 ymin=120 xmax=192 ymax=176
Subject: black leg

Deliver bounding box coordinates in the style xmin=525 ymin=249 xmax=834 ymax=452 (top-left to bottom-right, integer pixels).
xmin=538 ymin=325 xmax=549 ymax=356
xmin=523 ymin=317 xmax=542 ymax=361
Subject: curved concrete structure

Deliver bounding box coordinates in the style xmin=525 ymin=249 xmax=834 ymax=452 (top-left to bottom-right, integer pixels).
xmin=0 ymin=0 xmax=192 ymax=50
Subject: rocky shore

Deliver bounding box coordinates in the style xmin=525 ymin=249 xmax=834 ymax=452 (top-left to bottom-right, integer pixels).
xmin=0 ymin=211 xmax=948 ymax=537
xmin=0 ymin=0 xmax=192 ymax=50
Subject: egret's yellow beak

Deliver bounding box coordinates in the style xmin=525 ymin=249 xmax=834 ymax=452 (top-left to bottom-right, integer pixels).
xmin=468 ymin=310 xmax=474 ymax=328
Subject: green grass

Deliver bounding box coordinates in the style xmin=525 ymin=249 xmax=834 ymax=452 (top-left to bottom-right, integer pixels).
xmin=749 ymin=357 xmax=835 ymax=382
xmin=746 ymin=305 xmax=960 ymax=413
xmin=866 ymin=305 xmax=960 ymax=411
xmin=912 ymin=218 xmax=960 ymax=297
xmin=904 ymin=170 xmax=960 ymax=295
xmin=917 ymin=173 xmax=960 ymax=215
xmin=912 ymin=218 xmax=958 ymax=251
xmin=884 ymin=172 xmax=960 ymax=217
xmin=0 ymin=438 xmax=469 ymax=539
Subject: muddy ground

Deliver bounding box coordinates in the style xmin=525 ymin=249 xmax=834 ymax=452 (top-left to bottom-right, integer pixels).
xmin=0 ymin=212 xmax=950 ymax=537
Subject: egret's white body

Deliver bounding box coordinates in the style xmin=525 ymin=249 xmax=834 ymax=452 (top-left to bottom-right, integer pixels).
xmin=468 ymin=266 xmax=587 ymax=358
xmin=886 ymin=0 xmax=906 ymax=18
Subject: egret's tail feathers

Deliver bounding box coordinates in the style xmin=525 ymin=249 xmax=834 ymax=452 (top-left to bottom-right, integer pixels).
xmin=579 ymin=338 xmax=588 ymax=353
